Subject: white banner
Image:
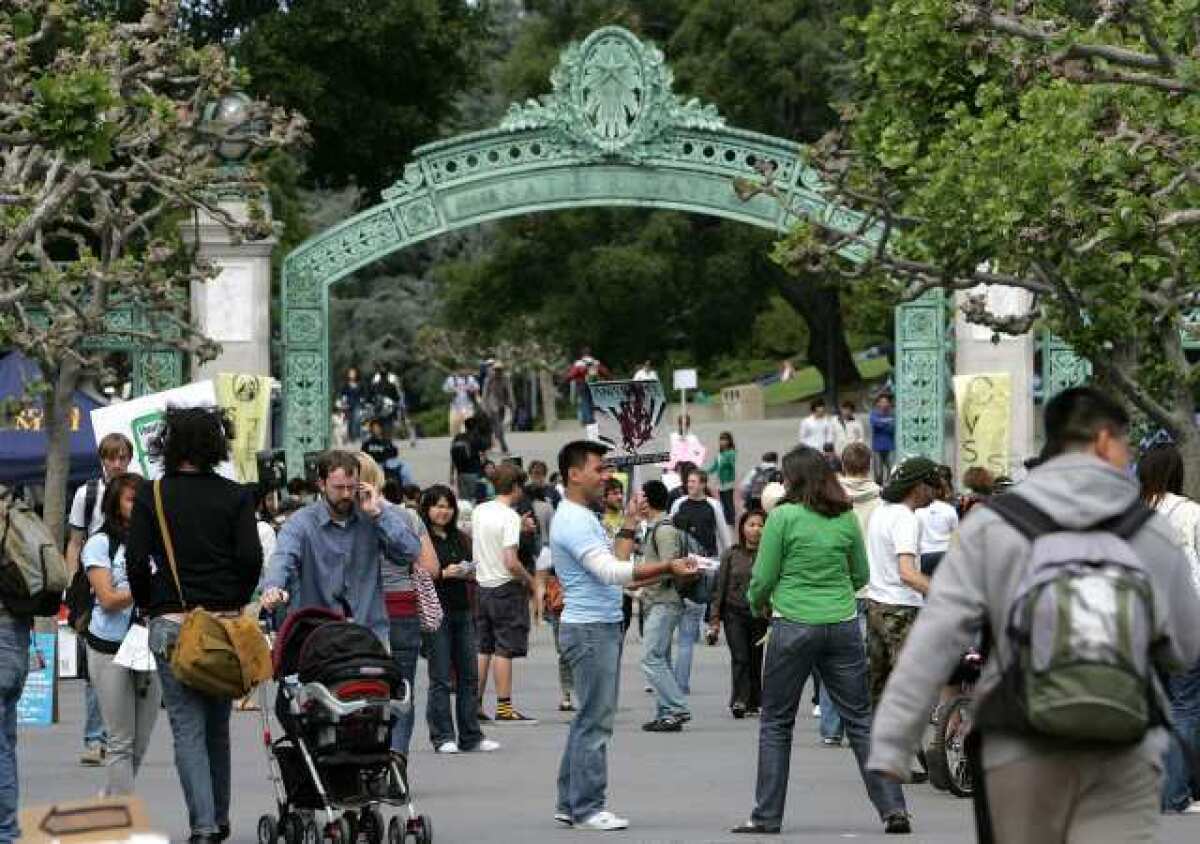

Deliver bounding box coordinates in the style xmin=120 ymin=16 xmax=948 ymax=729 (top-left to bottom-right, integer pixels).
xmin=587 ymin=380 xmax=669 ymax=467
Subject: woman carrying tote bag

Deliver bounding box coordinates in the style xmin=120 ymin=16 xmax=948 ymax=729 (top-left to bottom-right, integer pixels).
xmin=126 ymin=406 xmax=262 ymax=844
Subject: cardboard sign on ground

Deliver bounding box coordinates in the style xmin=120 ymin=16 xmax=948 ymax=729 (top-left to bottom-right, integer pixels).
xmin=18 ymin=796 xmax=166 ymax=842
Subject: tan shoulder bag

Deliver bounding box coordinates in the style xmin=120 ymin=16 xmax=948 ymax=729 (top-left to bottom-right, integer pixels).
xmin=154 ymin=479 xmax=271 ymax=698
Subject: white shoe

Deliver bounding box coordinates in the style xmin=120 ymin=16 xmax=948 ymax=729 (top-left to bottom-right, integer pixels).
xmin=554 ymin=812 xmax=573 ymax=827
xmin=1182 ymin=802 xmax=1200 ymax=814
xmin=435 ymin=741 xmax=460 ymax=754
xmin=812 ymin=705 xmax=821 ymax=718
xmin=576 ymin=811 xmax=630 ymax=831
xmin=466 ymin=738 xmax=500 ymax=752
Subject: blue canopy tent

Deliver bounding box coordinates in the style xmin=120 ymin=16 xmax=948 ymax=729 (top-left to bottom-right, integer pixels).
xmin=0 ymin=352 xmax=105 ymax=486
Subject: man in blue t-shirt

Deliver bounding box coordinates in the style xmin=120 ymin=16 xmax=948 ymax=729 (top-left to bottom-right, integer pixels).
xmin=551 ymin=441 xmax=695 ymax=832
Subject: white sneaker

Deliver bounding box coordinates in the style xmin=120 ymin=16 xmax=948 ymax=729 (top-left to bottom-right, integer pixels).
xmin=576 ymin=811 xmax=630 ymax=831
xmin=435 ymin=741 xmax=460 ymax=754
xmin=1182 ymin=802 xmax=1200 ymax=814
xmin=466 ymin=738 xmax=500 ymax=752
xmin=811 ymin=705 xmax=821 ymax=718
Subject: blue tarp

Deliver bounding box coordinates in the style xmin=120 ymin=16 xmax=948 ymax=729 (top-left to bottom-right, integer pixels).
xmin=0 ymin=352 xmax=105 ymax=486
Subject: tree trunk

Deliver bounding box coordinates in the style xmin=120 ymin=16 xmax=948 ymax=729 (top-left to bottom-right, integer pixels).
xmin=42 ymin=358 xmax=80 ymax=548
xmin=1175 ymin=426 xmax=1200 ymax=501
xmin=776 ymin=279 xmax=860 ymax=397
xmin=538 ymin=369 xmax=558 ymax=431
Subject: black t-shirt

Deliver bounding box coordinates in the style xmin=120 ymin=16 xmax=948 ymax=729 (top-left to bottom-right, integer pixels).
xmin=450 ymin=433 xmax=481 ymax=474
xmin=430 ymin=528 xmax=471 ymax=612
xmin=673 ymin=498 xmax=718 ymax=556
xmin=362 ymin=436 xmax=398 ymax=466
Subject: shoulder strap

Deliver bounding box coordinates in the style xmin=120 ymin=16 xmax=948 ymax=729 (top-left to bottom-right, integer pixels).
xmin=83 ymin=479 xmax=99 ymax=531
xmin=1099 ymin=501 xmax=1155 ymax=540
xmin=153 ymin=479 xmax=186 ymax=609
xmin=985 ymin=494 xmax=1060 ymax=540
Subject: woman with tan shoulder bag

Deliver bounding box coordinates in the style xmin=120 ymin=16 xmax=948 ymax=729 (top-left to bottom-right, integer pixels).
xmin=126 ymin=406 xmax=263 ymax=844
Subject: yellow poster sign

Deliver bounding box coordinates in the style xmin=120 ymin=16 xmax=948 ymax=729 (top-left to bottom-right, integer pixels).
xmin=954 ymin=373 xmax=1012 ymax=479
xmin=215 ymin=373 xmax=271 ymax=483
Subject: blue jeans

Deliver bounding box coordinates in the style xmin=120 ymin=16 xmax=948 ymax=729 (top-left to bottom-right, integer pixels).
xmin=751 ymin=618 xmax=906 ymax=827
xmin=818 ymin=676 xmax=843 ymax=741
xmin=556 ymin=622 xmax=622 ymax=823
xmin=673 ymin=598 xmax=704 ymax=694
xmin=389 ymin=615 xmax=421 ymax=755
xmin=147 ymin=618 xmax=232 ymax=838
xmin=425 ymin=610 xmax=485 ymax=750
xmin=640 ymin=603 xmax=689 ymax=719
xmin=84 ymin=680 xmax=107 ymax=746
xmin=1163 ymin=661 xmax=1200 ymax=811
xmin=0 ymin=620 xmax=30 ymax=843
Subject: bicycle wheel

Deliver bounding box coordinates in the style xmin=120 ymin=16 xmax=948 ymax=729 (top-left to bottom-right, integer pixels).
xmin=934 ymin=696 xmax=974 ymax=798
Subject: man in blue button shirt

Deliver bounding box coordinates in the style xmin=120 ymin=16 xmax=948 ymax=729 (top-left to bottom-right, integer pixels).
xmin=551 ymin=440 xmax=696 ymax=832
xmin=261 ymin=450 xmax=421 ymax=644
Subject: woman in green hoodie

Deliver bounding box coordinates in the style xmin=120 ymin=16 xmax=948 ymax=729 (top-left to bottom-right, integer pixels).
xmin=706 ymin=431 xmax=738 ymax=527
xmin=731 ymin=446 xmax=910 ymax=836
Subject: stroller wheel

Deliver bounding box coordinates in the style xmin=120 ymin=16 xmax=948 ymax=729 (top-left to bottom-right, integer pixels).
xmin=387 ymin=817 xmax=402 ymax=844
xmin=407 ymin=814 xmax=432 ymax=844
xmin=328 ymin=817 xmax=353 ymax=844
xmin=359 ymin=808 xmax=385 ymax=844
xmin=257 ymin=815 xmax=278 ymax=844
xmin=302 ymin=818 xmax=320 ymax=844
xmin=279 ymin=814 xmax=303 ymax=844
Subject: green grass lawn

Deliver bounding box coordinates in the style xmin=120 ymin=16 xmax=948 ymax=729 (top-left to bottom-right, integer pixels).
xmin=762 ymin=354 xmax=891 ymax=406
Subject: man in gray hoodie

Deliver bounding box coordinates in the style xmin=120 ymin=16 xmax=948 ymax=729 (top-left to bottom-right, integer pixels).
xmin=868 ymin=387 xmax=1200 ymax=842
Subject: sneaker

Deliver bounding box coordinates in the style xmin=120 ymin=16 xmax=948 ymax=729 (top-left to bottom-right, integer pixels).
xmin=576 ymin=810 xmax=629 ymax=831
xmin=554 ymin=812 xmax=574 ymax=827
xmin=435 ymin=741 xmax=460 ymax=754
xmin=477 ymin=709 xmax=492 ymax=723
xmin=642 ymin=716 xmax=683 ymax=733
xmin=745 ymin=707 xmax=761 ymax=717
xmin=79 ymin=744 xmax=105 ymax=767
xmin=494 ymin=708 xmax=538 ymax=726
xmin=465 ymin=738 xmax=500 ymax=752
xmin=644 ymin=685 xmax=653 ymax=693
xmin=821 ymin=737 xmax=843 ymax=747
xmin=811 ymin=705 xmax=821 ymax=718
xmin=884 ymin=812 xmax=912 ymax=834
xmin=675 ymin=711 xmax=692 ymax=723
xmin=1181 ymin=802 xmax=1200 ymax=814
xmin=731 ymin=703 xmax=746 ymax=719
xmin=559 ymin=696 xmax=576 ymax=712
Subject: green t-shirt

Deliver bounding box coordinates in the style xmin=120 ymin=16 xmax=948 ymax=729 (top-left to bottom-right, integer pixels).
xmin=640 ymin=517 xmax=682 ymax=606
xmin=746 ymin=502 xmax=868 ymax=624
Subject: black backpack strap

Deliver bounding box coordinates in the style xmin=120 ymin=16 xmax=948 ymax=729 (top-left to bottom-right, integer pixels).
xmin=985 ymin=493 xmax=1060 ymax=540
xmin=1097 ymin=501 xmax=1155 ymax=539
xmin=82 ymin=479 xmax=99 ymax=534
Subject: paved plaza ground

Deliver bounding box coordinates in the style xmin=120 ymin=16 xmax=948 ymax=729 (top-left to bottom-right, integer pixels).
xmin=19 ymin=622 xmax=1199 ymax=843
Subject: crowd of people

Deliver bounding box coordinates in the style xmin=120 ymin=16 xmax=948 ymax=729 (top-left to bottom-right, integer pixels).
xmin=2 ymin=385 xmax=1200 ymax=842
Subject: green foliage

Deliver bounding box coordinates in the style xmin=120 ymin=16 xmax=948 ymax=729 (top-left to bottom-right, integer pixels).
xmin=235 ymin=0 xmax=488 ymax=197
xmin=28 ymin=69 xmax=120 ymax=164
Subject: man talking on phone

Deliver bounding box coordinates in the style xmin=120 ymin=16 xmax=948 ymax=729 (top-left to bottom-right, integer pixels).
xmin=261 ymin=449 xmax=421 ymax=644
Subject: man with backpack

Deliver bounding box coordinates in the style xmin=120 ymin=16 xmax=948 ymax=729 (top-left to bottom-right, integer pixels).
xmin=638 ymin=481 xmax=695 ymax=733
xmin=65 ymin=432 xmax=133 ymax=767
xmin=740 ymin=452 xmax=781 ymax=511
xmin=868 ymin=388 xmax=1200 ymax=842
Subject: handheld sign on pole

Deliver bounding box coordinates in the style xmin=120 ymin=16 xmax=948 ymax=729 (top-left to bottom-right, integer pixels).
xmin=673 ymin=369 xmax=698 ymax=426
xmin=586 ymin=380 xmax=670 ymax=468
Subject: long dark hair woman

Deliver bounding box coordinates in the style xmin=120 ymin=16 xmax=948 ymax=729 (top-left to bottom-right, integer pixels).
xmin=707 ymin=509 xmax=767 ymax=718
xmin=419 ymin=485 xmax=498 ymax=754
xmin=126 ymin=406 xmax=262 ymax=844
xmin=731 ymin=446 xmax=910 ymax=835
xmin=1137 ymin=445 xmax=1200 ymax=813
xmin=82 ymin=472 xmax=160 ymax=797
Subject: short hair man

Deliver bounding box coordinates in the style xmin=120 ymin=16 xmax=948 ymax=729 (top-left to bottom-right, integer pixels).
xmin=552 ymin=441 xmax=695 ymax=831
xmin=868 ymin=388 xmax=1200 ymax=842
xmin=262 ymin=450 xmax=421 ymax=645
xmin=67 ymin=431 xmax=133 ymax=767
xmin=863 ymin=456 xmax=939 ymax=705
xmin=799 ymin=398 xmax=836 ymax=452
xmin=473 ymin=462 xmax=537 ymax=724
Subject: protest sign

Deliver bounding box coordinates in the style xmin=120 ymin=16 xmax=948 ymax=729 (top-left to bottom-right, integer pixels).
xmin=587 ymin=380 xmax=669 ymax=467
xmin=214 ymin=373 xmax=272 ymax=483
xmin=17 ymin=631 xmax=57 ymax=726
xmin=90 ymin=381 xmax=235 ymax=480
xmin=954 ymin=373 xmax=1012 ymax=478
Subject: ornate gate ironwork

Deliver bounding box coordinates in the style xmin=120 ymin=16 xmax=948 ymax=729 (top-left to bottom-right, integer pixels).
xmin=279 ymin=26 xmax=880 ymax=473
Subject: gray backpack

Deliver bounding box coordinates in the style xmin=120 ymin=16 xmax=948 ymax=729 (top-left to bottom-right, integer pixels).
xmin=0 ymin=488 xmax=70 ymax=617
xmin=978 ymin=494 xmax=1159 ymax=744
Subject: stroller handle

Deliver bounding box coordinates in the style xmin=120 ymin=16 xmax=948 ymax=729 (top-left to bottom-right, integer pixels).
xmin=298 ymin=678 xmax=413 ymax=719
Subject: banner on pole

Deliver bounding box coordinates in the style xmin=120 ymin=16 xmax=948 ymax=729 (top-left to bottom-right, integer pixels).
xmin=954 ymin=373 xmax=1012 ymax=478
xmin=215 ymin=373 xmax=271 ymax=483
xmin=587 ymin=380 xmax=669 ymax=467
xmin=90 ymin=381 xmax=235 ymax=480
xmin=17 ymin=631 xmax=57 ymax=726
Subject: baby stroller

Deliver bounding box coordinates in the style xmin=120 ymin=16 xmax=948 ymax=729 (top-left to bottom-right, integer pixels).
xmin=256 ymin=608 xmax=432 ymax=844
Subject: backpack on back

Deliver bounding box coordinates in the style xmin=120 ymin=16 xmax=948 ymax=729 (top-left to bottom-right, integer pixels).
xmin=746 ymin=465 xmax=781 ymax=506
xmin=977 ymin=494 xmax=1159 ymax=744
xmin=649 ymin=518 xmax=715 ymax=604
xmin=0 ymin=489 xmax=70 ymax=617
xmin=65 ymin=529 xmax=120 ymax=633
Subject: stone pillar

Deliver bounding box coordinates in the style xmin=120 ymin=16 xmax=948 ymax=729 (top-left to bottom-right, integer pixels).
xmin=187 ymin=195 xmax=276 ymax=380
xmin=954 ymin=288 xmax=1035 ymax=479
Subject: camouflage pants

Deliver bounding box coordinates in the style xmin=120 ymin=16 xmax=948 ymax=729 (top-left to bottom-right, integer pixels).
xmin=866 ymin=600 xmax=920 ymax=707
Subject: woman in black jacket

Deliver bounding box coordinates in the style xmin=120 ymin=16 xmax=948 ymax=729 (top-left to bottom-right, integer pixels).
xmin=707 ymin=509 xmax=768 ymax=718
xmin=126 ymin=406 xmax=261 ymax=844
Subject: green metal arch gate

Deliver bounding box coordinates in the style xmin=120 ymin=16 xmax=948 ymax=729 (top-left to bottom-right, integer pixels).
xmin=278 ymin=25 xmax=887 ymax=474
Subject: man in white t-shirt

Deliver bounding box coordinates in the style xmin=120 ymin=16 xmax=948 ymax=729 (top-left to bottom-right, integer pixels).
xmin=473 ymin=462 xmax=538 ymax=725
xmin=865 ymin=456 xmax=938 ymax=706
xmin=66 ymin=432 xmax=133 ymax=768
xmin=798 ymin=399 xmax=837 ymax=451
